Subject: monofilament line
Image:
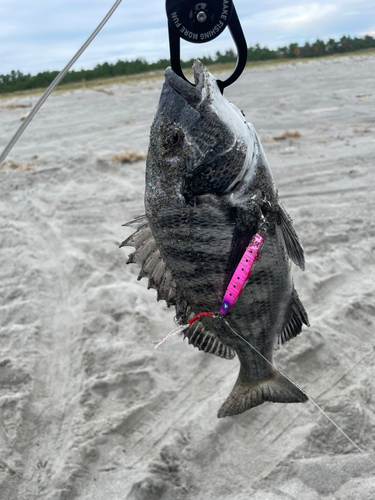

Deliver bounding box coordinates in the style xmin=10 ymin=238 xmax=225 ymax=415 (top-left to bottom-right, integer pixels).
xmin=221 ymin=316 xmax=375 ymax=467
xmin=0 ymin=0 xmax=123 ymax=167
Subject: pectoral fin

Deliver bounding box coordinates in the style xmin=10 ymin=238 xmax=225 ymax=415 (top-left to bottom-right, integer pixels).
xmin=278 ymin=203 xmax=305 ymax=270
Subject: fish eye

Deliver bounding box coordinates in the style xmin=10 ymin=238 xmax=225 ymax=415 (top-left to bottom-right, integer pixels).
xmin=168 ymin=128 xmax=183 ymax=147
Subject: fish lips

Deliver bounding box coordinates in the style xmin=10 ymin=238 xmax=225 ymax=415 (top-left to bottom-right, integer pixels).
xmin=162 ymin=59 xmax=218 ymax=111
xmin=157 ymin=59 xmax=219 ymax=116
xmin=155 ymin=80 xmax=200 ymax=124
xmin=164 ymin=68 xmax=202 ymax=110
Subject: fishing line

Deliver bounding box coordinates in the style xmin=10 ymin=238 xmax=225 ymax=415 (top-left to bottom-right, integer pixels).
xmin=0 ymin=0 xmax=123 ymax=167
xmin=221 ymin=316 xmax=375 ymax=467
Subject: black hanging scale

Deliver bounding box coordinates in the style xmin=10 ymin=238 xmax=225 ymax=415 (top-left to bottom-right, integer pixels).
xmin=165 ymin=0 xmax=248 ymax=93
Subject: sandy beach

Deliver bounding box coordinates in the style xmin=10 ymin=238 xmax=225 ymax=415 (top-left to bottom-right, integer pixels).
xmin=0 ymin=53 xmax=375 ymax=499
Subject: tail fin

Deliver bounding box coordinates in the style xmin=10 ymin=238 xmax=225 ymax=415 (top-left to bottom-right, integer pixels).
xmin=218 ymin=370 xmax=308 ymax=418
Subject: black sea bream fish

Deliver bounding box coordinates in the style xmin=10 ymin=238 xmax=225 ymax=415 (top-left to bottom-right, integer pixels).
xmin=121 ymin=60 xmax=309 ymax=418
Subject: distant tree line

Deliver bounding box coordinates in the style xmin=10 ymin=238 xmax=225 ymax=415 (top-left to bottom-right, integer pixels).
xmin=1 ymin=35 xmax=374 ymax=94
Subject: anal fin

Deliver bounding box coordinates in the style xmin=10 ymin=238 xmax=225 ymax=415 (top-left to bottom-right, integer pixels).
xmin=184 ymin=321 xmax=236 ymax=360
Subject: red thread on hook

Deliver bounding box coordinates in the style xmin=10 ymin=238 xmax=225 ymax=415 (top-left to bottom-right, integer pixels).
xmin=187 ymin=312 xmax=215 ymax=325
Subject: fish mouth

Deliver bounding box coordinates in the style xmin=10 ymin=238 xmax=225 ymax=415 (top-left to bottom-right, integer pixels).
xmin=165 ymin=60 xmax=214 ymax=109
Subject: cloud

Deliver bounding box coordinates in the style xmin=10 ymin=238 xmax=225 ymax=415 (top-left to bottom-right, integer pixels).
xmin=241 ymin=3 xmax=338 ymax=34
xmin=267 ymin=4 xmax=338 ymax=29
xmin=360 ymin=29 xmax=375 ymax=37
xmin=239 ymin=2 xmax=374 ymax=48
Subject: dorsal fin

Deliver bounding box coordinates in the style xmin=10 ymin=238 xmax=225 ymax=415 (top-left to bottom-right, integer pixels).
xmin=278 ymin=203 xmax=305 ymax=270
xmin=275 ymin=288 xmax=309 ymax=349
xmin=121 ymin=215 xmax=176 ymax=306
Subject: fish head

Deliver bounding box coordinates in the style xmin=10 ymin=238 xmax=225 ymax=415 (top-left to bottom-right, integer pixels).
xmin=146 ymin=60 xmax=252 ymax=205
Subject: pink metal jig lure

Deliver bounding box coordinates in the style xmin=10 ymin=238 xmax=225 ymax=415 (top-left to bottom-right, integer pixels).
xmin=220 ymin=231 xmax=265 ymax=314
xmin=154 ymin=231 xmax=265 ymax=348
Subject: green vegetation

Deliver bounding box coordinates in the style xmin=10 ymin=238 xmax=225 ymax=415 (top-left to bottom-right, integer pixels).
xmin=1 ymin=35 xmax=374 ymax=95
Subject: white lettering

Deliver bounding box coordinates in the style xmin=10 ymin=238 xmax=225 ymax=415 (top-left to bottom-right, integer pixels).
xmin=199 ymin=21 xmax=224 ymax=40
xmin=179 ymin=26 xmax=198 ymax=40
xmin=171 ymin=12 xmax=182 ymax=28
xmin=221 ymin=0 xmax=229 ymax=20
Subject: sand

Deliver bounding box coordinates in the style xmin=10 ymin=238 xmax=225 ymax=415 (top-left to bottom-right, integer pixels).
xmin=0 ymin=53 xmax=374 ymax=499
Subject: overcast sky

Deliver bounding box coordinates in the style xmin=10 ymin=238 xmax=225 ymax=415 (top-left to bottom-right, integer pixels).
xmin=1 ymin=0 xmax=375 ymax=75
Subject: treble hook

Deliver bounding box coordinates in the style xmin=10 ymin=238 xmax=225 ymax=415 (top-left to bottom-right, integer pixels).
xmin=166 ymin=0 xmax=248 ymax=93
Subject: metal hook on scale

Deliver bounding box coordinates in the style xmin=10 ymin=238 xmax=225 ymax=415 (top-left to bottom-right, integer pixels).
xmin=166 ymin=0 xmax=247 ymax=93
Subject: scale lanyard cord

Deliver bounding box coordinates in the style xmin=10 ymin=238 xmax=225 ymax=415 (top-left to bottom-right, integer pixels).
xmin=0 ymin=0 xmax=123 ymax=167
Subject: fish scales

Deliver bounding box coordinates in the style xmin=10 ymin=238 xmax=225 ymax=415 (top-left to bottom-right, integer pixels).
xmin=122 ymin=60 xmax=309 ymax=418
xmin=154 ymin=204 xmax=235 ymax=311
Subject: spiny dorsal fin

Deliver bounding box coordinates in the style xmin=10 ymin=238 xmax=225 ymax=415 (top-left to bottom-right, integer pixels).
xmin=121 ymin=214 xmax=149 ymax=231
xmin=275 ymin=288 xmax=310 ymax=349
xmin=120 ymin=215 xmax=176 ymax=306
xmin=278 ymin=202 xmax=305 ymax=271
